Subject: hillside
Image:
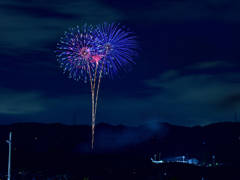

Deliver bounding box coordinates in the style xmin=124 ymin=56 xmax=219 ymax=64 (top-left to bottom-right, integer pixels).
xmin=0 ymin=121 xmax=239 ymax=179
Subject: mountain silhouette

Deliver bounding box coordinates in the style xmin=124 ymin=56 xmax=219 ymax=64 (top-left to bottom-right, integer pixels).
xmin=0 ymin=121 xmax=239 ymax=179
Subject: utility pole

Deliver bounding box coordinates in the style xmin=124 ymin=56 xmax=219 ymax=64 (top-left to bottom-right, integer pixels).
xmin=6 ymin=132 xmax=12 ymax=180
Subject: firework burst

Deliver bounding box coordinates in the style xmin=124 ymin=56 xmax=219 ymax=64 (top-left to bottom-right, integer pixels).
xmin=55 ymin=23 xmax=140 ymax=150
xmin=55 ymin=24 xmax=98 ymax=82
xmin=93 ymin=22 xmax=140 ymax=78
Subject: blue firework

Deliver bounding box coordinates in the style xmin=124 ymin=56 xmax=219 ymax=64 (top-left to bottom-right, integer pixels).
xmin=55 ymin=24 xmax=100 ymax=82
xmin=93 ymin=22 xmax=140 ymax=78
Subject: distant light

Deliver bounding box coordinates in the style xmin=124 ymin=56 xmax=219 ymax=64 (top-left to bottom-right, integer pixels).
xmin=151 ymin=158 xmax=164 ymax=164
xmin=35 ymin=137 xmax=37 ymax=140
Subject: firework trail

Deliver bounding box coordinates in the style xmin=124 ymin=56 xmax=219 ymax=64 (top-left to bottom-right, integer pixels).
xmin=55 ymin=23 xmax=139 ymax=150
xmin=88 ymin=22 xmax=140 ymax=149
xmin=88 ymin=52 xmax=105 ymax=150
xmin=54 ymin=24 xmax=101 ymax=150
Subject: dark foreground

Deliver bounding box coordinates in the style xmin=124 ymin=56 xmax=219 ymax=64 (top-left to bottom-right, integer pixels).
xmin=0 ymin=162 xmax=238 ymax=180
xmin=0 ymin=122 xmax=239 ymax=179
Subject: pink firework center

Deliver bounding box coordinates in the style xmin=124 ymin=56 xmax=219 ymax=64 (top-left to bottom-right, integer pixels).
xmin=91 ymin=54 xmax=103 ymax=65
xmin=79 ymin=47 xmax=91 ymax=60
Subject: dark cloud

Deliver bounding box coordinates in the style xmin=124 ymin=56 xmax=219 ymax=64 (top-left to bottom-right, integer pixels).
xmin=0 ymin=4 xmax=76 ymax=19
xmin=0 ymin=88 xmax=45 ymax=115
xmin=0 ymin=0 xmax=124 ymax=53
xmin=218 ymin=94 xmax=240 ymax=110
xmin=128 ymin=0 xmax=240 ymax=23
xmin=144 ymin=68 xmax=240 ymax=126
xmin=100 ymin=0 xmax=157 ymax=11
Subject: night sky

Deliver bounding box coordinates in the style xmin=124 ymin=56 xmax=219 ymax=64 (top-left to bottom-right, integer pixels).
xmin=1 ymin=0 xmax=240 ymax=127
